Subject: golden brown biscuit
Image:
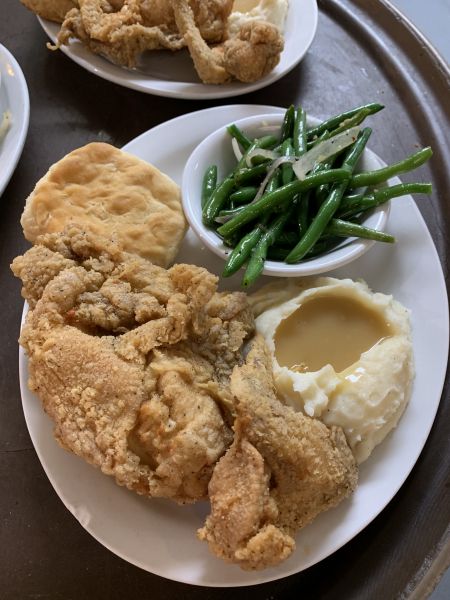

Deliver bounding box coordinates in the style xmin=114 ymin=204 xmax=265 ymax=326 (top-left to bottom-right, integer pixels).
xmin=21 ymin=142 xmax=187 ymax=268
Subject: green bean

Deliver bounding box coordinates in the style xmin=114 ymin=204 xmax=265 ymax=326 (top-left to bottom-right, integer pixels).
xmin=229 ymin=186 xmax=258 ymax=205
xmin=325 ymin=219 xmax=395 ymax=243
xmin=307 ymin=103 xmax=384 ymax=141
xmin=338 ymin=182 xmax=432 ymax=218
xmin=234 ymin=163 xmax=268 ymax=185
xmin=222 ymin=171 xmax=282 ymax=276
xmin=202 ymin=177 xmax=235 ymax=227
xmin=281 ymin=139 xmax=295 ymax=185
xmin=286 ymin=128 xmax=372 ymax=263
xmin=235 ymin=135 xmax=279 ymax=170
xmin=227 ymin=124 xmax=252 ymax=150
xmin=242 ymin=209 xmax=294 ymax=287
xmin=281 ymin=105 xmax=295 ymax=142
xmin=201 ymin=165 xmax=217 ymax=209
xmin=350 ymin=147 xmax=433 ymax=188
xmin=255 ymin=135 xmax=279 ymax=149
xmin=297 ymin=132 xmax=330 ymax=233
xmin=217 ymin=168 xmax=351 ymax=238
xmin=293 ymin=106 xmax=307 ymax=156
xmin=222 ymin=225 xmax=265 ymax=277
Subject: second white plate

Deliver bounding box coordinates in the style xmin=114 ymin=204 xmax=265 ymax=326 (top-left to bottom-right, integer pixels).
xmin=38 ymin=0 xmax=318 ymax=99
xmin=0 ymin=44 xmax=30 ymax=196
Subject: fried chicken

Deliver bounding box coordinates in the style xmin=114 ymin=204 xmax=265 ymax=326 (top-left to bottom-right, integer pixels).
xmin=222 ymin=20 xmax=284 ymax=83
xmin=12 ymin=226 xmax=254 ymax=504
xmin=198 ymin=336 xmax=358 ymax=570
xmin=54 ymin=0 xmax=233 ymax=69
xmin=171 ymin=0 xmax=284 ymax=84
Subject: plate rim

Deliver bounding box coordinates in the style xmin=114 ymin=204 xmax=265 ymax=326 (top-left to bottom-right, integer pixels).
xmin=36 ymin=0 xmax=318 ymax=99
xmin=18 ymin=104 xmax=450 ymax=588
xmin=0 ymin=43 xmax=30 ymax=196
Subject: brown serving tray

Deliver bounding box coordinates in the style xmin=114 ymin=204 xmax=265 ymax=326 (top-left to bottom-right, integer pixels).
xmin=1 ymin=0 xmax=449 ymax=597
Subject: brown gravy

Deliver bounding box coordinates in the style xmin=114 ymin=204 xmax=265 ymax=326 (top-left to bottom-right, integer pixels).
xmin=274 ymin=294 xmax=392 ymax=373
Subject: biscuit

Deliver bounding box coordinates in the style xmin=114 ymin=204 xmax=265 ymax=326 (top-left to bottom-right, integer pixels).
xmin=21 ymin=142 xmax=187 ymax=268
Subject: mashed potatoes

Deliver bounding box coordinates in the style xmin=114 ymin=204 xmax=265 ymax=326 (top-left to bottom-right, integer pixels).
xmin=229 ymin=0 xmax=289 ymax=36
xmin=251 ymin=277 xmax=414 ymax=463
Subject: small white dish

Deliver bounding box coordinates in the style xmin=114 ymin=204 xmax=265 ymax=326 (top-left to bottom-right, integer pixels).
xmin=0 ymin=44 xmax=30 ymax=196
xmin=37 ymin=0 xmax=318 ymax=99
xmin=182 ymin=113 xmax=390 ymax=277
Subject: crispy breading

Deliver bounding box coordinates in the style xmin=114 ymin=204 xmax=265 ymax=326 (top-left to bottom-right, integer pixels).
xmin=12 ymin=226 xmax=254 ymax=504
xmin=54 ymin=0 xmax=233 ymax=69
xmin=198 ymin=335 xmax=358 ymax=569
xmin=170 ymin=0 xmax=230 ymax=84
xmin=222 ymin=20 xmax=284 ymax=83
xmin=55 ymin=2 xmax=186 ymax=68
xmin=20 ymin=0 xmax=78 ymax=23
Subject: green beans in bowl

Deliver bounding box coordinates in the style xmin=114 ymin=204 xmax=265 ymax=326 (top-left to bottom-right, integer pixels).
xmin=181 ymin=105 xmax=432 ymax=287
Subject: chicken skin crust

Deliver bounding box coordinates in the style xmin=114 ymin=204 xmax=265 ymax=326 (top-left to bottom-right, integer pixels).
xmin=198 ymin=335 xmax=358 ymax=570
xmin=12 ymin=226 xmax=254 ymax=504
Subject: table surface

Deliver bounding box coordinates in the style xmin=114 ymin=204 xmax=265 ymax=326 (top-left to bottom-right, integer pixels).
xmin=1 ymin=1 xmax=449 ymax=598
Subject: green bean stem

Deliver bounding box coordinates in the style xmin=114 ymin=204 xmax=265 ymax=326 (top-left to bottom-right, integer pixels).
xmin=227 ymin=124 xmax=252 ymax=150
xmin=326 ymin=219 xmax=395 ymax=243
xmin=217 ymin=168 xmax=351 ymax=238
xmin=307 ymin=103 xmax=384 ymax=141
xmin=201 ymin=165 xmax=218 ymax=209
xmin=350 ymin=147 xmax=433 ymax=188
xmin=286 ymin=128 xmax=372 ymax=263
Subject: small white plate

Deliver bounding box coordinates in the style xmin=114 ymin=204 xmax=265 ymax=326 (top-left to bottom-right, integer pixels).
xmin=37 ymin=0 xmax=318 ymax=99
xmin=19 ymin=105 xmax=449 ymax=587
xmin=0 ymin=44 xmax=30 ymax=196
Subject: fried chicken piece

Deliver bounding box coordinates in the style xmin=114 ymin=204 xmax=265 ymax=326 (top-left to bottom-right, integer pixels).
xmin=199 ymin=336 xmax=358 ymax=569
xmin=171 ymin=0 xmax=230 ymax=84
xmin=222 ymin=20 xmax=284 ymax=83
xmin=56 ymin=1 xmax=186 ymax=67
xmin=55 ymin=0 xmax=232 ymax=69
xmin=20 ymin=0 xmax=78 ymax=23
xmin=12 ymin=226 xmax=254 ymax=503
xmin=171 ymin=0 xmax=284 ymax=84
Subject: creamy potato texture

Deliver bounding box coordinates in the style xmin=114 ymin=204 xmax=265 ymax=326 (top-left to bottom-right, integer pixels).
xmin=251 ymin=277 xmax=414 ymax=463
xmin=229 ymin=0 xmax=289 ymax=35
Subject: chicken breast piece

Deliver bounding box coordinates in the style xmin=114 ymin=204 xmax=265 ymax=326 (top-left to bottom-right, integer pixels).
xmin=12 ymin=226 xmax=254 ymax=504
xmin=199 ymin=335 xmax=358 ymax=569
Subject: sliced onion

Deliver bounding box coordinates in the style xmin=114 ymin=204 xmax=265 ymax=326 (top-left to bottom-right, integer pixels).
xmin=292 ymin=126 xmax=361 ymax=180
xmin=249 ymin=156 xmax=297 ymax=205
xmin=245 ymin=148 xmax=278 ymax=167
xmin=231 ymin=137 xmax=243 ymax=161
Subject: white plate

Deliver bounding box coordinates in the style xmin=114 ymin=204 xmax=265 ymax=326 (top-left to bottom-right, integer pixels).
xmin=37 ymin=0 xmax=318 ymax=99
xmin=19 ymin=105 xmax=449 ymax=587
xmin=0 ymin=44 xmax=30 ymax=196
